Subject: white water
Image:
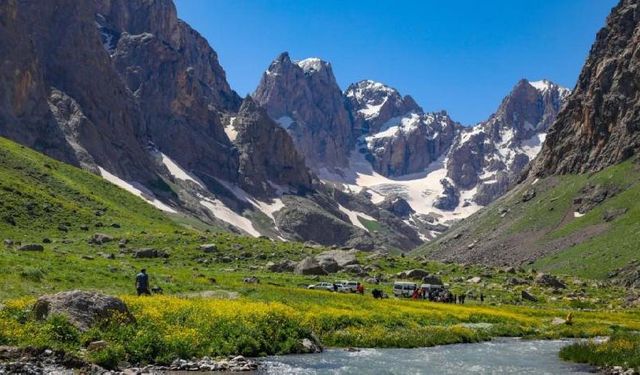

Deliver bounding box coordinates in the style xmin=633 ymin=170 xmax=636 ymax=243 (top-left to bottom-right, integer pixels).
xmin=259 ymin=338 xmax=594 ymax=374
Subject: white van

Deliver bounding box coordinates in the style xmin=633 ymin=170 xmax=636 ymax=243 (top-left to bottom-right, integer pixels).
xmin=393 ymin=281 xmax=417 ymax=297
xmin=337 ymin=280 xmax=359 ymax=293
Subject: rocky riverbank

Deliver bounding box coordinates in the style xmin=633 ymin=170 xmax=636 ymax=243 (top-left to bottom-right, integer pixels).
xmin=0 ymin=346 xmax=258 ymax=374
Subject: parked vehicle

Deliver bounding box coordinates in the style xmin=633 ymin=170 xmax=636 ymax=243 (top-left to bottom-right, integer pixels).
xmin=308 ymin=282 xmax=336 ymax=291
xmin=420 ymin=284 xmax=445 ymax=293
xmin=337 ymin=280 xmax=359 ymax=292
xmin=393 ymin=281 xmax=417 ymax=297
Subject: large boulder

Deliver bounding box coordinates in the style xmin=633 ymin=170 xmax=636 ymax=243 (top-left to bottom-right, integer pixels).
xmin=294 ymin=257 xmax=327 ymax=276
xmin=266 ymin=260 xmax=296 ymax=273
xmin=316 ymin=249 xmax=359 ymax=268
xmin=33 ymin=290 xmax=133 ymax=331
xmin=405 ymin=269 xmax=430 ymax=280
xmin=133 ymin=248 xmax=169 ymax=259
xmin=199 ymin=244 xmax=218 ymax=253
xmin=421 ymin=275 xmax=443 ymax=285
xmin=316 ymin=257 xmax=341 ymax=274
xmin=535 ymin=273 xmax=566 ymax=289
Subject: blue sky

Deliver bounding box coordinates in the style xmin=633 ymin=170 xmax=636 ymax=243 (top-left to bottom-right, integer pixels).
xmin=174 ymin=0 xmax=617 ymax=125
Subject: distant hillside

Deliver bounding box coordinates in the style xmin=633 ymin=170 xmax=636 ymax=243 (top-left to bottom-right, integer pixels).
xmin=414 ymin=158 xmax=640 ymax=279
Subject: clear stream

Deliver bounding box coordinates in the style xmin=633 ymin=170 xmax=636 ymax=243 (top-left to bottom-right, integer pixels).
xmin=258 ymin=338 xmax=596 ymax=375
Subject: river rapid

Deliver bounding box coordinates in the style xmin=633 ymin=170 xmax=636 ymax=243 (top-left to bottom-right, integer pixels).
xmin=258 ymin=338 xmax=596 ymax=374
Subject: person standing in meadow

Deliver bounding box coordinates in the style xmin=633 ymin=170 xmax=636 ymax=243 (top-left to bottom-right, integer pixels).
xmin=136 ymin=268 xmax=151 ymax=296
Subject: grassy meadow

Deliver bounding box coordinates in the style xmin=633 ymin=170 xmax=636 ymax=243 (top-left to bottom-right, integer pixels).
xmin=0 ymin=136 xmax=639 ymax=369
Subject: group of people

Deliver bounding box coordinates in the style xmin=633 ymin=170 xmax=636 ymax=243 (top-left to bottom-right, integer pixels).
xmin=411 ymin=287 xmax=485 ymax=304
xmin=135 ymin=269 xmax=485 ymax=305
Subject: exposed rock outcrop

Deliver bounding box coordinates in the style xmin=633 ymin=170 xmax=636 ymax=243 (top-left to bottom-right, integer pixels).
xmin=233 ymin=97 xmax=313 ymax=197
xmin=33 ymin=290 xmax=133 ymax=331
xmin=253 ymin=53 xmax=353 ymax=168
xmin=533 ymin=0 xmax=640 ymax=176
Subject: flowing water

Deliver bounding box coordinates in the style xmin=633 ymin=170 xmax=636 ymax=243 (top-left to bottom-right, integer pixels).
xmin=258 ymin=338 xmax=596 ymax=374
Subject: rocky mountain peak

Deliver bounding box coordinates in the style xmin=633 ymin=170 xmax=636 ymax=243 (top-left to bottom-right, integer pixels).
xmin=345 ymin=80 xmax=423 ymax=135
xmin=253 ymin=53 xmax=353 ymax=169
xmin=446 ymin=78 xmax=570 ymax=206
xmin=533 ymin=0 xmax=640 ymax=176
xmin=295 ymin=57 xmax=330 ymax=74
xmin=486 ymin=78 xmax=570 ymax=141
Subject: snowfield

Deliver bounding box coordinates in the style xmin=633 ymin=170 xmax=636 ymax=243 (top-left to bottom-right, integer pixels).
xmin=199 ymin=196 xmax=261 ymax=237
xmin=159 ymin=152 xmax=205 ymax=188
xmin=319 ymin=149 xmax=482 ymax=224
xmin=98 ymin=167 xmax=177 ymax=213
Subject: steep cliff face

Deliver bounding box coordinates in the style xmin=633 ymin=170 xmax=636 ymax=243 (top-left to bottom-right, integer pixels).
xmin=98 ymin=0 xmax=241 ymax=182
xmin=447 ymin=79 xmax=570 ymax=205
xmin=0 ymin=0 xmax=155 ymax=182
xmin=0 ymin=0 xmax=426 ymax=250
xmin=233 ymin=98 xmax=313 ymax=197
xmin=417 ymin=0 xmax=640 ymax=272
xmin=533 ymin=0 xmax=640 ymax=176
xmin=253 ymin=53 xmax=353 ymax=169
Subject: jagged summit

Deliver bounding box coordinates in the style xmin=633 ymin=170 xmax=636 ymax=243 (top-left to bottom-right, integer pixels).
xmin=254 ymin=52 xmax=353 ymax=168
xmin=528 ymin=79 xmax=571 ymax=97
xmin=345 ymin=80 xmax=423 ymax=128
xmin=295 ymin=57 xmax=328 ymax=73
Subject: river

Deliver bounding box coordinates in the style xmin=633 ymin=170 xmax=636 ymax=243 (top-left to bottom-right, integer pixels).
xmin=258 ymin=338 xmax=596 ymax=374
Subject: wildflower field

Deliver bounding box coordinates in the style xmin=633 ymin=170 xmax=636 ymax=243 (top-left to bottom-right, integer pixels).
xmin=1 ymin=284 xmax=640 ymax=368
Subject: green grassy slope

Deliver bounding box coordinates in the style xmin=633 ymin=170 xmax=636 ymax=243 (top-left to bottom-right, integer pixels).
xmin=414 ymin=159 xmax=640 ymax=279
xmin=1 ymin=137 xmax=639 ymax=368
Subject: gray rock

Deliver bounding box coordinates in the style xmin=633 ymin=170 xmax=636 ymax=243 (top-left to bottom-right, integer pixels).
xmin=299 ymin=337 xmax=323 ymax=354
xmin=89 ymin=233 xmax=113 ymax=245
xmin=522 ymin=188 xmax=536 ymax=202
xmin=316 ymin=249 xmax=359 ymax=268
xmin=133 ymin=248 xmax=169 ymax=259
xmin=521 ymin=290 xmax=538 ymax=302
xmin=433 ymin=179 xmax=460 ymax=211
xmin=18 ymin=244 xmax=44 ymax=251
xmin=266 ymin=260 xmax=296 ymax=272
xmin=294 ymin=257 xmax=327 ymax=276
xmin=535 ymin=273 xmax=566 ymax=289
xmin=33 ymin=290 xmax=133 ymax=331
xmin=603 ymin=208 xmax=628 ymax=222
xmin=200 ymin=244 xmax=218 ymax=253
xmin=87 ymin=340 xmax=108 ymax=352
xmin=421 ymin=275 xmax=443 ymax=285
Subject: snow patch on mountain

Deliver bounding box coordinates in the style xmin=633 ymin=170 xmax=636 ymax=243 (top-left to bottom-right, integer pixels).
xmin=224 ymin=117 xmax=238 ymax=142
xmin=295 ymin=57 xmax=324 ymax=73
xmin=98 ymin=167 xmax=177 ymax=213
xmin=215 ymin=178 xmax=285 ymax=222
xmin=338 ymin=204 xmax=376 ymax=231
xmin=276 ymin=116 xmax=295 ymax=130
xmin=159 ymin=152 xmax=204 ymax=188
xmin=319 ymin=151 xmax=480 ymax=223
xmin=199 ymin=196 xmax=260 ymax=237
xmin=367 ymin=113 xmax=422 ymax=141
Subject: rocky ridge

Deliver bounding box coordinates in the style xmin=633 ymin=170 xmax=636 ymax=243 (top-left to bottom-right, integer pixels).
xmin=0 ymin=0 xmax=428 ymax=251
xmin=532 ymin=0 xmax=640 ymax=177
xmin=255 ymin=55 xmax=569 ymax=238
